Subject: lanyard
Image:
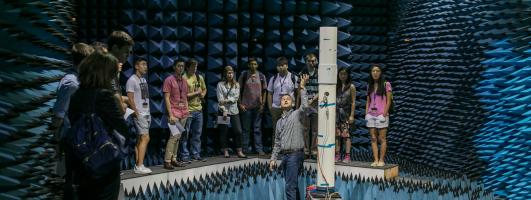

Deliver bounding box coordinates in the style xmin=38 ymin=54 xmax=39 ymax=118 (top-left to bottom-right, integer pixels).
xmin=224 ymin=83 xmax=234 ymax=100
xmin=278 ymin=74 xmax=288 ymax=93
xmin=174 ymin=75 xmax=184 ymax=101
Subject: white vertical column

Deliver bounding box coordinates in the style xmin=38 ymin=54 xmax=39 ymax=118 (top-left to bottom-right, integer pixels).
xmin=316 ymin=27 xmax=337 ymax=190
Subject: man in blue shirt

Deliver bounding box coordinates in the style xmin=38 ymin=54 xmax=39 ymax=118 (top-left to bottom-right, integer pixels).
xmin=50 ymin=42 xmax=94 ymax=199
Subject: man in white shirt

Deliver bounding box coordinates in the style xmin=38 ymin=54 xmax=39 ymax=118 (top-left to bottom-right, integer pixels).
xmin=126 ymin=59 xmax=152 ymax=174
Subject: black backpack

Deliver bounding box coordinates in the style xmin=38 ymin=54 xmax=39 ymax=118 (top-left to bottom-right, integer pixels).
xmin=66 ymin=98 xmax=126 ymax=178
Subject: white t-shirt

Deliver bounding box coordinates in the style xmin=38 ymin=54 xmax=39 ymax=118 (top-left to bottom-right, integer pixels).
xmin=126 ymin=74 xmax=150 ymax=114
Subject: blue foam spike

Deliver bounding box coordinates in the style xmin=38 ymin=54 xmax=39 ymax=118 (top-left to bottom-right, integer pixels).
xmin=266 ymin=16 xmax=281 ymax=28
xmin=252 ymin=13 xmax=264 ymax=26
xmin=177 ymin=26 xmax=192 ymax=40
xmin=307 ymin=1 xmax=320 ymax=13
xmin=337 ymin=18 xmax=351 ymax=29
xmin=240 ymin=12 xmax=251 ymax=25
xmin=225 ymin=0 xmax=238 ymax=12
xmin=193 ymin=12 xmax=207 ymax=25
xmin=266 ymin=30 xmax=280 ymax=41
xmin=161 ymin=56 xmax=173 ymax=69
xmin=338 ymin=31 xmax=350 ymax=43
xmin=162 ymin=0 xmax=178 ymax=10
xmin=265 ymin=43 xmax=282 ymax=56
xmin=336 ymin=2 xmax=353 ymax=15
xmin=252 ymin=28 xmax=264 ymax=39
xmin=192 ymin=26 xmax=207 ymax=40
xmin=338 ymin=44 xmax=351 ymax=58
xmin=208 ymin=14 xmax=224 ymax=26
xmin=147 ymin=0 xmax=162 ymax=10
xmin=206 ymin=72 xmax=221 ymax=85
xmin=226 ymin=57 xmax=238 ymax=68
xmin=226 ymin=29 xmax=237 ymax=41
xmin=134 ymin=10 xmax=147 ymax=24
xmin=265 ymin=0 xmax=282 ymax=12
xmin=301 ymin=29 xmax=318 ymax=42
xmin=148 ymin=41 xmax=162 ymax=54
xmin=148 ymin=56 xmax=162 ymax=69
xmin=208 ymin=42 xmax=223 ymax=56
xmin=208 ymin=0 xmax=223 ymax=12
xmin=307 ymin=15 xmax=321 ymax=28
xmin=164 ymin=13 xmax=178 ymax=25
xmin=241 ymin=27 xmax=250 ymax=41
xmin=282 ymin=16 xmax=294 ymax=27
xmin=321 ymin=17 xmax=338 ymax=26
xmin=162 ymin=27 xmax=177 ymax=39
xmin=178 ymin=12 xmax=193 ymax=24
xmin=178 ymin=42 xmax=191 ymax=54
xmin=283 ymin=29 xmax=294 ymax=42
xmin=295 ymin=15 xmax=309 ymax=27
xmin=493 ymin=39 xmax=513 ymax=48
xmin=240 ymin=43 xmax=249 ymax=55
xmin=226 ymin=43 xmax=238 ymax=57
xmin=283 ymin=42 xmax=297 ymax=57
xmin=227 ymin=14 xmax=238 ymax=27
xmin=207 ymin=56 xmax=223 ymax=71
xmin=162 ymin=41 xmax=177 ymax=55
xmin=283 ymin=0 xmax=296 ymax=13
xmin=194 ymin=42 xmax=206 ymax=54
xmin=320 ymin=1 xmax=339 ymax=15
xmin=209 ymin=28 xmax=223 ymax=41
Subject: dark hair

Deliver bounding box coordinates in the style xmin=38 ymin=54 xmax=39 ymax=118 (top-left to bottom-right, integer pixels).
xmin=172 ymin=59 xmax=186 ymax=69
xmin=78 ymin=51 xmax=119 ymax=89
xmin=276 ymin=56 xmax=288 ymax=66
xmin=337 ymin=67 xmax=352 ymax=90
xmin=186 ymin=58 xmax=198 ymax=69
xmin=107 ymin=31 xmax=134 ymax=50
xmin=72 ymin=43 xmax=94 ymax=66
xmin=368 ymin=64 xmax=386 ymax=99
xmin=91 ymin=41 xmax=108 ymax=52
xmin=248 ymin=57 xmax=258 ymax=65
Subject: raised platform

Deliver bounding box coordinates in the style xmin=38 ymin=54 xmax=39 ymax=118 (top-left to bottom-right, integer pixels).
xmin=120 ymin=155 xmax=399 ymax=193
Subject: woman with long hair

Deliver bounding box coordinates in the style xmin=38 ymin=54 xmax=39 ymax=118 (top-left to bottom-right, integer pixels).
xmin=365 ymin=64 xmax=392 ymax=167
xmin=217 ymin=66 xmax=247 ymax=158
xmin=68 ymin=51 xmax=130 ymax=199
xmin=335 ymin=67 xmax=356 ymax=163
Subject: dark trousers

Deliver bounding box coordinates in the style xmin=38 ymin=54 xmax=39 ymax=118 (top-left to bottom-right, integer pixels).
xmin=240 ymin=108 xmax=263 ymax=152
xmin=281 ymin=150 xmax=304 ymax=200
xmin=71 ymin=160 xmax=121 ymax=200
xmin=219 ymin=114 xmax=243 ymax=149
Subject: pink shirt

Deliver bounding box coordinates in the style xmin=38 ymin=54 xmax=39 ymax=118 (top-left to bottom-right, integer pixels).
xmin=367 ymin=82 xmax=392 ymax=116
xmin=163 ymin=74 xmax=189 ymax=119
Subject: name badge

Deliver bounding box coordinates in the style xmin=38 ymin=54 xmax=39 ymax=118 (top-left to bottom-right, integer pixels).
xmin=143 ymin=102 xmax=148 ymax=108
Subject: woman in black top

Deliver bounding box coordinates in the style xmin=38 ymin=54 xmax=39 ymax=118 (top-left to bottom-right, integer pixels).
xmin=68 ymin=51 xmax=129 ymax=200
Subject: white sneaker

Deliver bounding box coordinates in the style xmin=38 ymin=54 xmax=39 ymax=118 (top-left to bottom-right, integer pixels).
xmin=377 ymin=161 xmax=385 ymax=167
xmin=134 ymin=165 xmax=152 ymax=174
xmin=370 ymin=162 xmax=378 ymax=167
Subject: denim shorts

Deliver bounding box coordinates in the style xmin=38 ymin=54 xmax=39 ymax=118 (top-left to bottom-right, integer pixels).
xmin=365 ymin=114 xmax=389 ymax=128
xmin=134 ymin=113 xmax=151 ymax=134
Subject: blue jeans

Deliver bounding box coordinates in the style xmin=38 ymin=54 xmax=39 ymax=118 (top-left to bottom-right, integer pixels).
xmin=180 ymin=111 xmax=203 ymax=160
xmin=240 ymin=108 xmax=263 ymax=152
xmin=281 ymin=150 xmax=304 ymax=200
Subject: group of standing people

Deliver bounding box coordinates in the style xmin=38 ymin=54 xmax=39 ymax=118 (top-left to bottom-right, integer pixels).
xmin=267 ymin=61 xmax=393 ymax=200
xmin=49 ymin=29 xmax=393 ymax=200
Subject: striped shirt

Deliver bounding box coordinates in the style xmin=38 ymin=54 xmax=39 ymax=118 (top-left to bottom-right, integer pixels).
xmin=270 ymin=88 xmax=312 ymax=161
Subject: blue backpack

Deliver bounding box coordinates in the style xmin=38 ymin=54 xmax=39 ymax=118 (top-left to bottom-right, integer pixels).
xmin=67 ymin=112 xmax=126 ymax=178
